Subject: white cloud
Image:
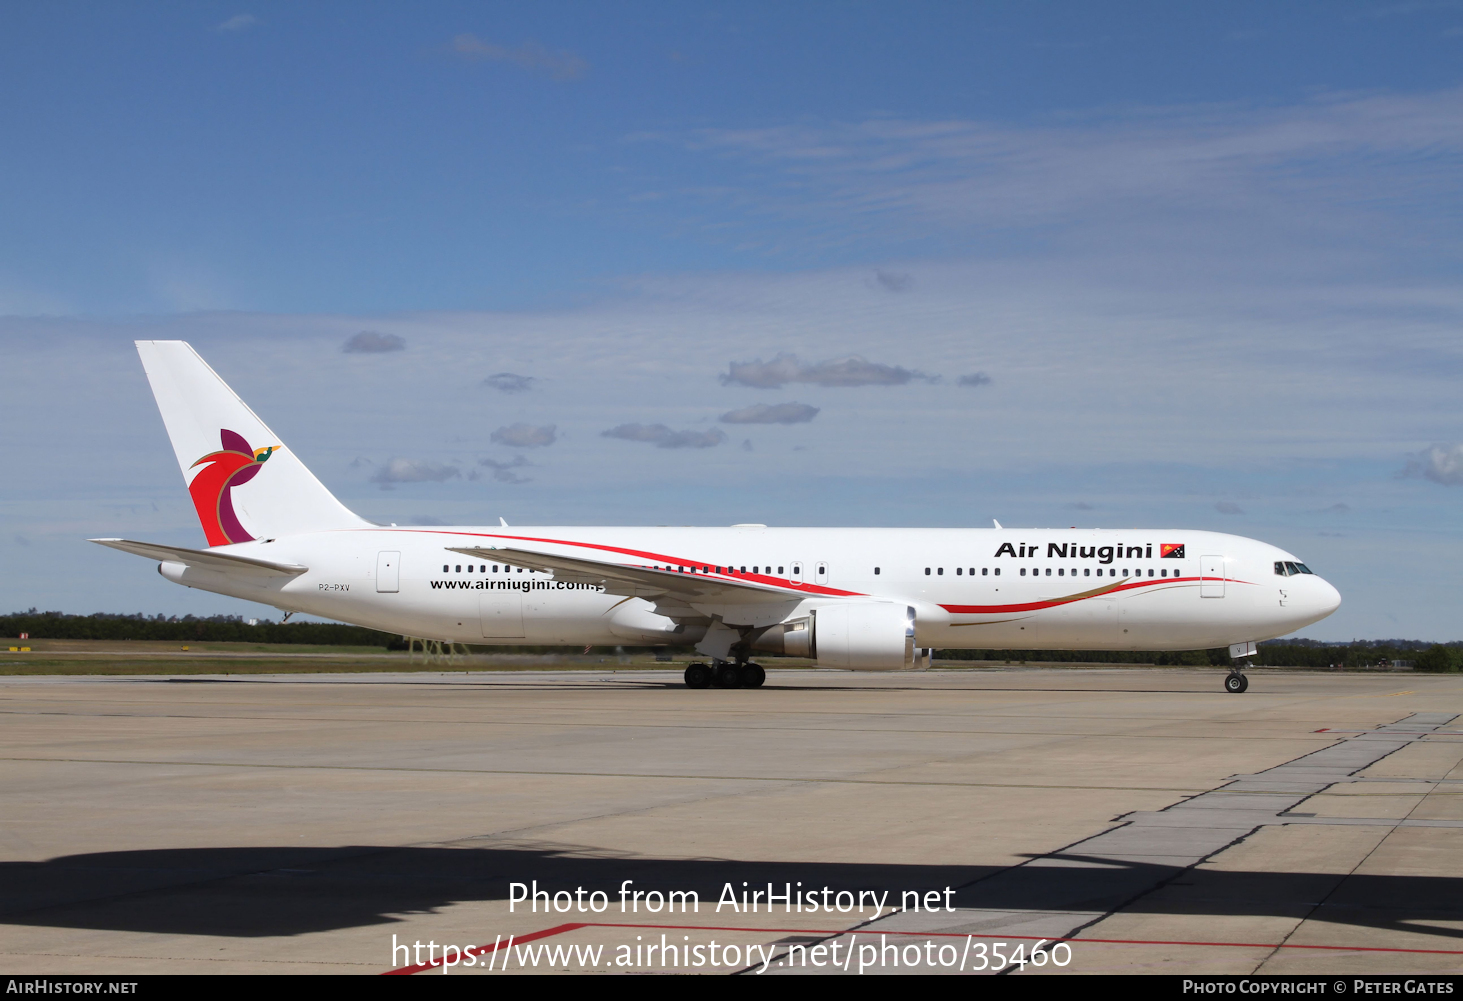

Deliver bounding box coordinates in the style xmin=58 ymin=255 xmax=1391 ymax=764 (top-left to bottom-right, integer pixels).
xmin=478 ymin=455 xmax=531 ymax=483
xmin=1403 ymin=442 xmax=1463 ymax=484
xmin=719 ymin=402 xmax=819 ymax=424
xmin=602 ymin=424 xmax=726 ymax=449
xmin=343 ymin=331 xmax=405 ymax=354
xmin=650 ymin=89 xmax=1463 ymax=275
xmin=491 ymin=423 xmax=557 ymax=447
xmin=721 ymin=353 xmax=929 ymax=388
xmin=451 ymin=34 xmax=587 ymax=81
xmin=370 ymin=458 xmax=459 ymax=489
xmin=483 ymin=372 xmax=535 ymax=393
xmin=873 ymin=270 xmax=913 ymax=292
xmin=214 ymin=14 xmax=258 ymax=32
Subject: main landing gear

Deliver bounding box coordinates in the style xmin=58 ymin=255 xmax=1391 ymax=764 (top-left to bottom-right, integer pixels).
xmin=1224 ymin=671 xmax=1249 ymax=694
xmin=684 ymin=661 xmax=765 ymax=689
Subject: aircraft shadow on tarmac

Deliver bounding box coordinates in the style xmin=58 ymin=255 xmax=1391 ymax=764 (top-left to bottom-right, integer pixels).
xmin=2 ymin=845 xmax=1459 ymax=943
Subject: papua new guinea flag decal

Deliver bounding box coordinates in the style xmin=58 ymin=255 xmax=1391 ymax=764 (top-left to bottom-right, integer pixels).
xmin=187 ymin=429 xmax=278 ymax=546
xmin=1160 ymin=543 xmax=1186 ymax=559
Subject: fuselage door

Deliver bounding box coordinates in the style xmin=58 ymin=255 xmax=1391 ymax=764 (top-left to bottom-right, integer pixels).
xmin=790 ymin=562 xmax=804 ymax=585
xmin=376 ymin=551 xmax=400 ymax=593
xmin=1200 ymin=555 xmax=1225 ymax=598
xmin=815 ymin=562 xmax=829 ymax=586
xmin=481 ymin=593 xmax=525 ymax=638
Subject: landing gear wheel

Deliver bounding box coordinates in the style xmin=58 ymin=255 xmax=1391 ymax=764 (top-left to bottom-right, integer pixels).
xmin=1224 ymin=672 xmax=1249 ymax=694
xmin=714 ymin=662 xmax=742 ymax=689
xmin=684 ymin=663 xmax=712 ymax=689
xmin=740 ymin=663 xmax=766 ymax=688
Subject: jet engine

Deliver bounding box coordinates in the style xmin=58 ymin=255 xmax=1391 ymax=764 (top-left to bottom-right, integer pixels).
xmin=752 ymin=601 xmax=916 ymax=670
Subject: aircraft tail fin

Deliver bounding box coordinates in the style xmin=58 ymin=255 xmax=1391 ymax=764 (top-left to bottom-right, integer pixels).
xmin=135 ymin=340 xmax=372 ymax=546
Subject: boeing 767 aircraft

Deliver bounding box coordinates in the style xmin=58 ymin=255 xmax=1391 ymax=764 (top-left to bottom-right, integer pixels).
xmin=92 ymin=341 xmax=1340 ymax=692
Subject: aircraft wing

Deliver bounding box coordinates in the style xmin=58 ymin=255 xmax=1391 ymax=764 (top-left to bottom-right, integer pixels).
xmin=89 ymin=538 xmax=308 ymax=577
xmin=446 ymin=545 xmax=799 ymax=605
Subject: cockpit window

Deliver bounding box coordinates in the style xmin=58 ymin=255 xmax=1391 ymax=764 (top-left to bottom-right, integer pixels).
xmin=1275 ymin=561 xmax=1315 ymax=577
xmin=1275 ymin=561 xmax=1288 ymax=576
xmin=1294 ymin=563 xmax=1313 ymax=574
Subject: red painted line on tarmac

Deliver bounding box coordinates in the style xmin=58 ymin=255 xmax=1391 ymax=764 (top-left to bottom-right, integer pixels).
xmin=382 ymin=919 xmax=1463 ymax=973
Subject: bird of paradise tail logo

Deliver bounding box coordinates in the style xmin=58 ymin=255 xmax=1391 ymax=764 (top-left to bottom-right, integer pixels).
xmin=188 ymin=429 xmax=278 ymax=546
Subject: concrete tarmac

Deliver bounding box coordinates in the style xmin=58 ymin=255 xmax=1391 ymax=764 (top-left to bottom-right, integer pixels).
xmin=0 ymin=668 xmax=1460 ymax=976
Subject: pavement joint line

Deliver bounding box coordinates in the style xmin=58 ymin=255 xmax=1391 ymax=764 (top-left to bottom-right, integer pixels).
xmin=834 ymin=710 xmax=1462 ymax=963
xmin=1255 ymin=721 xmax=1459 ymax=971
xmin=0 ymin=757 xmax=1211 ymax=793
xmin=0 ymin=709 xmax=1406 ymax=742
xmin=4 ymin=697 xmax=1381 ymax=726
xmin=7 ymin=692 xmax=1447 ymax=730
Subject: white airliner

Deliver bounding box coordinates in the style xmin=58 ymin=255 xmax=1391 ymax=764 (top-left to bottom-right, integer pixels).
xmin=92 ymin=341 xmax=1340 ymax=693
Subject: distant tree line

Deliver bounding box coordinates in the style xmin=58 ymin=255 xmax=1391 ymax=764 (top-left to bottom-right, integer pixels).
xmin=5 ymin=610 xmax=1459 ymax=671
xmin=1253 ymin=638 xmax=1460 ymax=672
xmin=935 ymin=638 xmax=1462 ymax=672
xmin=1 ymin=610 xmax=394 ymax=647
xmin=934 ymin=648 xmax=1229 ymax=666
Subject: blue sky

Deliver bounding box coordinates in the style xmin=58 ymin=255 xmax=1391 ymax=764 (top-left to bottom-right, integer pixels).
xmin=2 ymin=2 xmax=1461 ymax=640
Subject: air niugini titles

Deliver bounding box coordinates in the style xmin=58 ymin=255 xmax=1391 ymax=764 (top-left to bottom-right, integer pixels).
xmin=992 ymin=542 xmax=1185 ymax=565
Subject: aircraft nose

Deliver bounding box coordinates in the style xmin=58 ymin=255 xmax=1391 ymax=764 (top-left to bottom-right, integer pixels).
xmin=1316 ymin=578 xmax=1342 ymax=616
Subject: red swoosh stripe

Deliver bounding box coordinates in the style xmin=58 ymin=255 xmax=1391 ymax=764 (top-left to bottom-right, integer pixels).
xmin=375 ymin=529 xmax=867 ymax=599
xmin=941 ymin=575 xmax=1250 ymax=615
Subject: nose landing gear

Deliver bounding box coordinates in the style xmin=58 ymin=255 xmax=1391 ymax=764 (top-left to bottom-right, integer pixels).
xmin=1224 ymin=641 xmax=1258 ymax=693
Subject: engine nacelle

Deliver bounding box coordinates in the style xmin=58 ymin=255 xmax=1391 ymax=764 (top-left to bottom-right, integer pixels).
xmin=753 ymin=601 xmax=916 ymax=670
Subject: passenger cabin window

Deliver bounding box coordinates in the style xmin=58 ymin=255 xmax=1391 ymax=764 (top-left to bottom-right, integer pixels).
xmin=455 ymin=565 xmax=462 ymax=573
xmin=937 ymin=567 xmax=944 ymax=575
xmin=442 ymin=564 xmax=449 ymax=572
xmin=874 ymin=567 xmax=881 ymax=575
xmin=925 ymin=567 xmax=931 ymax=575
xmin=981 ymin=568 xmax=988 ymax=576
xmin=1020 ymin=568 xmax=1027 ymax=576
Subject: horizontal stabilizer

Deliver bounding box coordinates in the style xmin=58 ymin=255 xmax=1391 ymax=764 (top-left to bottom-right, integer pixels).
xmin=446 ymin=546 xmax=794 ymax=605
xmin=89 ymin=539 xmax=308 ymax=577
